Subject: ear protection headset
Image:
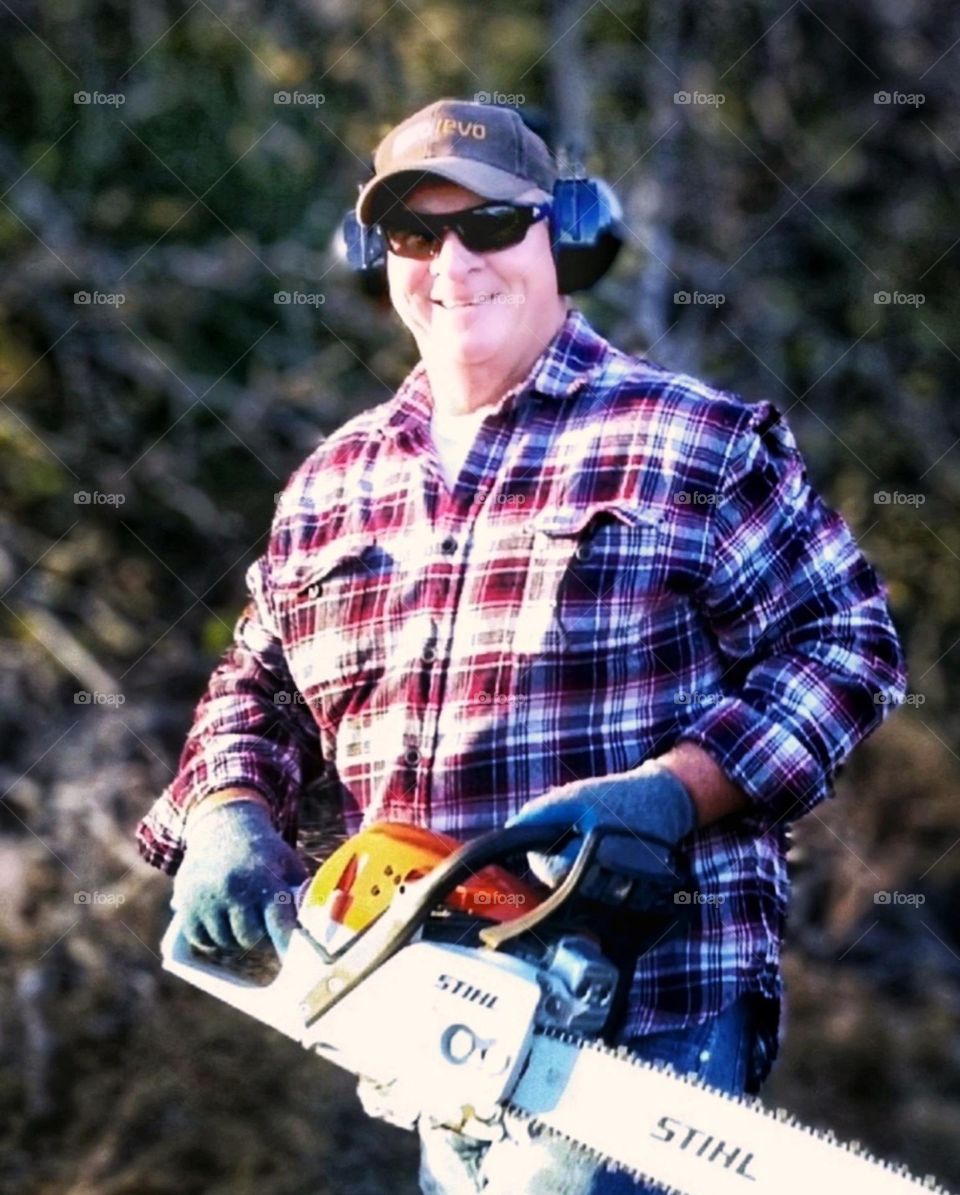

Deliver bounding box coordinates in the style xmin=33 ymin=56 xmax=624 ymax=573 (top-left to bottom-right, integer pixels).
xmin=340 ymin=174 xmax=625 ymax=295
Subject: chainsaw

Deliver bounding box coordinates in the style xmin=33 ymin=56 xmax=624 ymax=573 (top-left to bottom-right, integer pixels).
xmin=161 ymin=820 xmax=951 ymax=1194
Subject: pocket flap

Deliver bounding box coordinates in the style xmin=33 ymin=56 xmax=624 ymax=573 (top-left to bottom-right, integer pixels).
xmin=531 ymin=502 xmax=664 ymax=538
xmin=274 ymin=535 xmax=378 ymax=596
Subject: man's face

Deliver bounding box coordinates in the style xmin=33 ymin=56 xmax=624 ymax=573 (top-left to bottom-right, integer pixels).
xmin=384 ymin=179 xmax=567 ymax=376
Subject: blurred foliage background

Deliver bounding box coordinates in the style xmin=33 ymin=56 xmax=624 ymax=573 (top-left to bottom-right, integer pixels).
xmin=1 ymin=0 xmax=959 ymax=1191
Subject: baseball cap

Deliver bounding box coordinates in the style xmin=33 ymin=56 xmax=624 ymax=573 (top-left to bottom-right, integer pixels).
xmin=356 ymin=99 xmax=558 ymax=226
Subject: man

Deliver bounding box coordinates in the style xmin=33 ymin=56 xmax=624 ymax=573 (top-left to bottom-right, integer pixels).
xmin=137 ymin=99 xmax=907 ymax=1194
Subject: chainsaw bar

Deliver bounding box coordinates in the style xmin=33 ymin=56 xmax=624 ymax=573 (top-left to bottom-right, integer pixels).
xmin=498 ymin=1028 xmax=950 ymax=1195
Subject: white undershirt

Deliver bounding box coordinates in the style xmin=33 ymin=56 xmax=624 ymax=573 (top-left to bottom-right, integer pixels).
xmin=429 ymin=404 xmax=491 ymax=489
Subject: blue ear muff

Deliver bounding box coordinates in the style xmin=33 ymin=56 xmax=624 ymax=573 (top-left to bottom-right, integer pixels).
xmin=339 ymin=175 xmax=624 ymax=295
xmin=342 ymin=211 xmax=386 ymax=273
xmin=550 ymin=177 xmax=625 ymax=294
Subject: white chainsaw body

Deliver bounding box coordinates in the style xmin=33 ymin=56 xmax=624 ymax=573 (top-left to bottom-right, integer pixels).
xmin=162 ymin=882 xmax=547 ymax=1125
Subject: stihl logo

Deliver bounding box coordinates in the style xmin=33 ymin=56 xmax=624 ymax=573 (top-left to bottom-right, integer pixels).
xmin=651 ymin=1116 xmax=757 ymax=1181
xmin=436 ymin=973 xmax=498 ymax=1009
xmin=435 ymin=118 xmax=487 ymax=140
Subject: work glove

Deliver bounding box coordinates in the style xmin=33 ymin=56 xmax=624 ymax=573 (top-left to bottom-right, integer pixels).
xmin=506 ymin=761 xmax=697 ymax=887
xmin=172 ymin=800 xmax=308 ymax=956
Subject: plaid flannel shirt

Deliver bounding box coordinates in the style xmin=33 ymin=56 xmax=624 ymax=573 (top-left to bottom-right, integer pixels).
xmin=137 ymin=308 xmax=907 ymax=1055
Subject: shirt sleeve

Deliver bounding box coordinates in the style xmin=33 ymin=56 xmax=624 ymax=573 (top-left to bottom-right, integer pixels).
xmin=134 ymin=553 xmax=324 ymax=875
xmin=676 ymin=402 xmax=908 ymax=825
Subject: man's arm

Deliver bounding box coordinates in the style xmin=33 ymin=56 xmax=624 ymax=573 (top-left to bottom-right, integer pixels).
xmin=657 ymin=742 xmax=748 ymax=828
xmin=669 ymin=402 xmax=908 ymax=827
xmin=136 ymin=553 xmax=324 ymax=875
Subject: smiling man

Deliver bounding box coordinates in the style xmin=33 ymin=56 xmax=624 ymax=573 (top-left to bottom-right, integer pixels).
xmin=137 ymin=99 xmax=907 ymax=1194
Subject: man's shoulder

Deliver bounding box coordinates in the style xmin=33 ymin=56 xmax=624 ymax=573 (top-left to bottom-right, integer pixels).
xmin=273 ymin=396 xmax=397 ymax=517
xmin=583 ymin=339 xmax=800 ymax=481
xmin=595 ymin=344 xmax=765 ymax=436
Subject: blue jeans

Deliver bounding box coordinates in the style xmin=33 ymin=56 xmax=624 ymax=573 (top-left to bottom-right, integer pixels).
xmin=418 ymin=995 xmax=758 ymax=1195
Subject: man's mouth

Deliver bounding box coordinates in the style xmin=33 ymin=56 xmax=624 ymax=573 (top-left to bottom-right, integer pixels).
xmin=431 ymin=295 xmax=500 ymax=309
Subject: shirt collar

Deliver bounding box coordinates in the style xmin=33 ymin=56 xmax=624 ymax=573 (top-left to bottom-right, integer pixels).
xmin=381 ymin=307 xmax=612 ymax=441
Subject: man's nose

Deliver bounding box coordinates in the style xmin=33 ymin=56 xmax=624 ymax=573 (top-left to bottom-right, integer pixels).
xmin=430 ymin=228 xmax=477 ymax=274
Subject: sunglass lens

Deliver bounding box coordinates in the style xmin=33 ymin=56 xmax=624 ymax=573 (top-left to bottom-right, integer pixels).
xmin=383 ymin=224 xmax=437 ymax=259
xmin=461 ymin=206 xmax=529 ymax=251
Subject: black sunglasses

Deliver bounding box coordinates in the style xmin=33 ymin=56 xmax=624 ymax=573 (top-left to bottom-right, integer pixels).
xmin=378 ymin=201 xmax=552 ymax=260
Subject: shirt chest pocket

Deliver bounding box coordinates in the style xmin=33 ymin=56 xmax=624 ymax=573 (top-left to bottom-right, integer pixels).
xmin=517 ymin=503 xmax=668 ymax=653
xmin=273 ymin=537 xmax=393 ymax=702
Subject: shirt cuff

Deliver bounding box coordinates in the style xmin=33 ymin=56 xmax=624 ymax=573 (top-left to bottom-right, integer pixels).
xmin=675 ymin=696 xmax=828 ymax=825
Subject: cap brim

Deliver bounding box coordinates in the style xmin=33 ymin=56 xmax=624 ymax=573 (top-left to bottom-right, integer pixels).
xmin=356 ymin=158 xmax=536 ymax=225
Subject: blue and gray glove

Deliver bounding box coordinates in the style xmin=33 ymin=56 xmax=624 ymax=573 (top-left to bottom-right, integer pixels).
xmin=172 ymin=800 xmax=308 ymax=956
xmin=506 ymin=761 xmax=698 ymax=887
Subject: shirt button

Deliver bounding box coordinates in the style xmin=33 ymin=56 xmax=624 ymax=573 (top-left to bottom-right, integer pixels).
xmin=440 ymin=535 xmax=457 ymax=555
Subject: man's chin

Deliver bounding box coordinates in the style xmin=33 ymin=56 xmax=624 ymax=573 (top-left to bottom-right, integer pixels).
xmin=431 ymin=340 xmax=502 ymax=370
xmin=425 ymin=318 xmax=506 ymax=364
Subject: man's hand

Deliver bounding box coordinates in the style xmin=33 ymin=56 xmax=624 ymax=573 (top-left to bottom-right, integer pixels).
xmin=172 ymin=799 xmax=308 ymax=956
xmin=506 ymin=761 xmax=697 ymax=886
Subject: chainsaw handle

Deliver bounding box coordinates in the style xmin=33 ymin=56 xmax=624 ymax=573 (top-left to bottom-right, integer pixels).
xmin=160 ymin=887 xmax=313 ymax=1040
xmin=478 ymin=827 xmax=602 ymax=949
